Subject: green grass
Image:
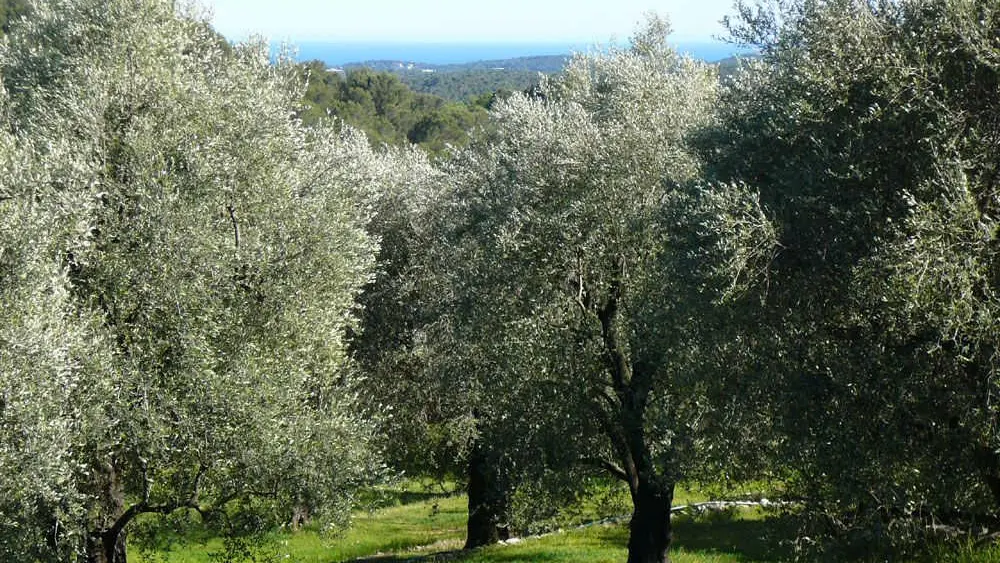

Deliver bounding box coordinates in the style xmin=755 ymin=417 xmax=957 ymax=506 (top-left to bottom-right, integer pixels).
xmin=348 ymin=508 xmax=790 ymax=563
xmin=131 ymin=482 xmax=1000 ymax=563
xmin=133 ymin=490 xmax=467 ymax=563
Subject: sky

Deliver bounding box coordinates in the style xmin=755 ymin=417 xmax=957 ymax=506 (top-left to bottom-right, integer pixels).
xmin=203 ymin=0 xmax=737 ymax=44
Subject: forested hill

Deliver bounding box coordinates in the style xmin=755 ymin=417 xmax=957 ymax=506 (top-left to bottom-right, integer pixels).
xmin=342 ymin=56 xmax=567 ymax=101
xmin=297 ymin=60 xmax=490 ymax=156
xmin=345 ymin=54 xmax=568 ymax=73
xmin=394 ymin=68 xmax=540 ymax=102
xmin=345 ymin=53 xmax=751 ymax=102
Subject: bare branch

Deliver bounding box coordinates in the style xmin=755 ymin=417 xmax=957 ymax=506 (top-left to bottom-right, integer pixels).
xmin=584 ymin=457 xmax=630 ymax=483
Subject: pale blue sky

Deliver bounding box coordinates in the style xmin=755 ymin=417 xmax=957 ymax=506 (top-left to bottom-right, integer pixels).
xmin=203 ymin=0 xmax=737 ymax=43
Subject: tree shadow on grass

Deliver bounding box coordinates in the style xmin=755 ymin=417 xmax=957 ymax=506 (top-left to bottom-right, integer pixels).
xmin=672 ymin=511 xmax=796 ymax=562
xmin=346 ymin=513 xmax=796 ymax=563
xmin=347 ymin=549 xmax=466 ymax=562
xmin=362 ymin=488 xmax=463 ymax=511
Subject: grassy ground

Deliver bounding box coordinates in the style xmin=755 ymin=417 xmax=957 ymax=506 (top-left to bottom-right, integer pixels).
xmin=373 ymin=511 xmax=790 ymax=563
xmin=131 ymin=482 xmax=1000 ymax=563
xmin=132 ymin=481 xmax=794 ymax=563
xmin=133 ymin=492 xmax=467 ymax=562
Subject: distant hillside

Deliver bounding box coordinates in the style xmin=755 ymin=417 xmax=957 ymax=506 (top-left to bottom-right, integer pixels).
xmin=715 ymin=54 xmax=758 ymax=80
xmin=338 ymin=55 xmax=566 ymax=102
xmin=338 ymin=52 xmax=757 ymax=103
xmin=344 ymin=54 xmax=568 ymax=74
xmin=393 ymin=69 xmax=540 ymax=102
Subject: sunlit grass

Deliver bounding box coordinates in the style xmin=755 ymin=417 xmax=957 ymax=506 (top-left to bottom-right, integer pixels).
xmin=132 ymin=480 xmax=1000 ymax=563
xmin=132 ymin=486 xmax=466 ymax=563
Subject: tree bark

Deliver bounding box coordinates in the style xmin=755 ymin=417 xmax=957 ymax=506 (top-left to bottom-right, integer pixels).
xmin=86 ymin=530 xmax=127 ymax=563
xmin=975 ymin=444 xmax=1000 ymax=509
xmin=85 ymin=461 xmax=129 ymax=563
xmin=593 ymin=283 xmax=676 ymax=563
xmin=627 ymin=478 xmax=675 ymax=563
xmin=465 ymin=440 xmax=509 ymax=549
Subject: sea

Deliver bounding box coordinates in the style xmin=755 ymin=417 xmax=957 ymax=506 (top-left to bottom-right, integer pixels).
xmin=273 ymin=41 xmax=749 ymax=67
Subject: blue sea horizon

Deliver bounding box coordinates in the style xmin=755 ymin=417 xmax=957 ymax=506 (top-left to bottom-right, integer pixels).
xmin=273 ymin=40 xmax=749 ymax=67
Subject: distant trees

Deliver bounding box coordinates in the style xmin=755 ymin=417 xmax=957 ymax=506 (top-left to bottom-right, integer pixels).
xmin=398 ymin=68 xmax=544 ymax=103
xmin=0 ymin=0 xmax=384 ymax=561
xmin=298 ymin=61 xmax=488 ymax=157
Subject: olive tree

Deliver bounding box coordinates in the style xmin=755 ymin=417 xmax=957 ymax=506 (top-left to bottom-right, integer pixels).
xmin=346 ymin=145 xmax=473 ymax=480
xmin=0 ymin=123 xmax=115 ymax=561
xmin=427 ymin=17 xmax=774 ymax=562
xmin=0 ymin=1 xmax=384 ymax=561
xmin=708 ymin=0 xmax=1000 ymax=550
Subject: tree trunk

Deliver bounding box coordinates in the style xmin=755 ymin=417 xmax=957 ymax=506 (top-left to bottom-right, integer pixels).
xmin=594 ymin=285 xmax=675 ymax=563
xmin=86 ymin=461 xmax=129 ymax=563
xmin=975 ymin=445 xmax=1000 ymax=508
xmin=290 ymin=503 xmax=311 ymax=530
xmin=627 ymin=478 xmax=675 ymax=563
xmin=86 ymin=530 xmax=127 ymax=563
xmin=465 ymin=441 xmax=509 ymax=549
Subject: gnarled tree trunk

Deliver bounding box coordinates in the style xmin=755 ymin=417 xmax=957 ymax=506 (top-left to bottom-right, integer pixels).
xmin=627 ymin=477 xmax=675 ymax=563
xmin=86 ymin=461 xmax=128 ymax=563
xmin=596 ymin=283 xmax=676 ymax=563
xmin=465 ymin=439 xmax=509 ymax=548
xmin=86 ymin=530 xmax=127 ymax=563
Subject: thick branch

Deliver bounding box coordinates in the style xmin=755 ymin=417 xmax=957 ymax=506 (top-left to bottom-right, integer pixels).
xmin=585 ymin=457 xmax=630 ymax=483
xmin=597 ymin=287 xmax=629 ymax=394
xmin=591 ymin=401 xmax=639 ymax=493
xmin=227 ymin=204 xmax=240 ymax=250
xmin=103 ymin=498 xmax=199 ymax=549
xmin=105 ymin=462 xmax=210 ymax=546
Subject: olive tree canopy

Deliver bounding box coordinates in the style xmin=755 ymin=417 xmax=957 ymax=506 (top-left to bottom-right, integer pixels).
xmin=0 ymin=1 xmax=386 ymax=560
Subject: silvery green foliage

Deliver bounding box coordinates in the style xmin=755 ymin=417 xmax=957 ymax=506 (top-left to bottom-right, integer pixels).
xmin=0 ymin=127 xmax=110 ymax=559
xmin=347 ymin=144 xmax=475 ymax=477
xmin=0 ymin=0 xmax=383 ymax=558
xmin=714 ymin=0 xmax=1000 ymax=551
xmin=430 ymin=14 xmax=773 ymax=528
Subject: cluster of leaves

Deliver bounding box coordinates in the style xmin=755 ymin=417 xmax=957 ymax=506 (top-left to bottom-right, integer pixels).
xmin=0 ymin=0 xmax=26 ymax=32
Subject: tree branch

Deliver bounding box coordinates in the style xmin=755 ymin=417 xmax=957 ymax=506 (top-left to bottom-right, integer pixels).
xmin=227 ymin=204 xmax=240 ymax=250
xmin=584 ymin=457 xmax=630 ymax=483
xmin=597 ymin=288 xmax=630 ymax=395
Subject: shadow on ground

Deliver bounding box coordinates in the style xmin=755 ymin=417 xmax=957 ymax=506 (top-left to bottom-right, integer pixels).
xmin=672 ymin=512 xmax=795 ymax=561
xmin=347 ymin=548 xmax=465 ymax=562
xmin=346 ymin=513 xmax=795 ymax=563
